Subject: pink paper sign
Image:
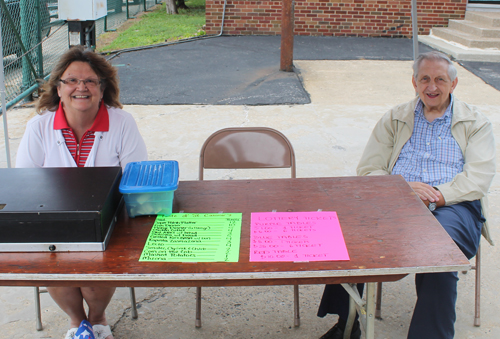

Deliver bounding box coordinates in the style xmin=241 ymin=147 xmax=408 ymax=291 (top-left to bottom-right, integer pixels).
xmin=250 ymin=211 xmax=350 ymax=262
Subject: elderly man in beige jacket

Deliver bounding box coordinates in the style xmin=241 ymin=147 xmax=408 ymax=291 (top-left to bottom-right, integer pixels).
xmin=317 ymin=51 xmax=496 ymax=339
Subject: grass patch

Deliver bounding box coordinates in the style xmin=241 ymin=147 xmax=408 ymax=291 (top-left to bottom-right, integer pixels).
xmin=98 ymin=0 xmax=205 ymax=52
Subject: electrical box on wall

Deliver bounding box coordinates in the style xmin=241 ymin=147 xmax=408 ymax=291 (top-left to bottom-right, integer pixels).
xmin=58 ymin=0 xmax=107 ymax=21
xmin=59 ymin=0 xmax=107 ymax=49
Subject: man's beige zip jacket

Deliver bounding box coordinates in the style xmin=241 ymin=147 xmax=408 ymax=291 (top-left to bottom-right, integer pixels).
xmin=357 ymin=97 xmax=496 ymax=245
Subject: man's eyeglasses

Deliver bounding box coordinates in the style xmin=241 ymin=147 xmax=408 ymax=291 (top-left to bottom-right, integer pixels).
xmin=59 ymin=78 xmax=101 ymax=88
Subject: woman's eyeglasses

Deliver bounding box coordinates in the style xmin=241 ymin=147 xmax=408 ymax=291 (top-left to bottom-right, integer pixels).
xmin=59 ymin=78 xmax=101 ymax=88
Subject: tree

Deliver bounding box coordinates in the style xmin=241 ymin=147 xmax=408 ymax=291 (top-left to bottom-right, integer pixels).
xmin=165 ymin=0 xmax=178 ymax=14
xmin=177 ymin=0 xmax=189 ymax=9
xmin=165 ymin=0 xmax=189 ymax=14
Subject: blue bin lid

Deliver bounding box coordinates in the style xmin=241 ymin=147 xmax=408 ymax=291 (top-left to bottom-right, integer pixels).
xmin=119 ymin=160 xmax=179 ymax=193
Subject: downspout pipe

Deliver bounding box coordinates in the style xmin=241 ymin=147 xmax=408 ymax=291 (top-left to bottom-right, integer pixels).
xmin=411 ymin=0 xmax=419 ymax=60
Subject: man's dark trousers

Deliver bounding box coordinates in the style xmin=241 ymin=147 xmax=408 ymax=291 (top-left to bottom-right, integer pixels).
xmin=317 ymin=201 xmax=483 ymax=339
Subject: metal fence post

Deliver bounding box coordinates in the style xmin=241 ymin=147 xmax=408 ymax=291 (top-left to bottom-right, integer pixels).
xmin=105 ymin=0 xmax=118 ymax=32
xmin=36 ymin=0 xmax=44 ymax=78
xmin=20 ymin=0 xmax=34 ymax=97
xmin=0 ymin=14 xmax=12 ymax=167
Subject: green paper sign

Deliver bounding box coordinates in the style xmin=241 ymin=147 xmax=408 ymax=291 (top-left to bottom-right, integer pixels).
xmin=139 ymin=213 xmax=242 ymax=262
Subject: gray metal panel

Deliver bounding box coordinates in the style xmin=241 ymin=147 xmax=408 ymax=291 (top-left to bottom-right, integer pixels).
xmin=0 ymin=215 xmax=116 ymax=252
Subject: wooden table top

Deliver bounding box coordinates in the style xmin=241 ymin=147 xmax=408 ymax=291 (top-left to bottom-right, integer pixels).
xmin=0 ymin=176 xmax=470 ymax=287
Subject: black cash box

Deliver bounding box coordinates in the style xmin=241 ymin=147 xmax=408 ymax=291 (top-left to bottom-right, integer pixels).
xmin=0 ymin=167 xmax=123 ymax=252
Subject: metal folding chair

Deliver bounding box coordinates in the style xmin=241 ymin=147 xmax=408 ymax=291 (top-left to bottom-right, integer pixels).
xmin=375 ymin=243 xmax=482 ymax=326
xmin=34 ymin=287 xmax=138 ymax=331
xmin=196 ymin=126 xmax=298 ymax=328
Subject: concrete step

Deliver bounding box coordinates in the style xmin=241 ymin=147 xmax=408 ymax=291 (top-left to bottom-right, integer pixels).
xmin=418 ymin=34 xmax=500 ymax=62
xmin=465 ymin=11 xmax=500 ymax=27
xmin=432 ymin=27 xmax=500 ymax=49
xmin=449 ymin=19 xmax=500 ymax=38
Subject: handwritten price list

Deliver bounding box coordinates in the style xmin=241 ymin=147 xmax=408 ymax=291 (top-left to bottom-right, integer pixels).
xmin=249 ymin=211 xmax=350 ymax=262
xmin=139 ymin=213 xmax=242 ymax=262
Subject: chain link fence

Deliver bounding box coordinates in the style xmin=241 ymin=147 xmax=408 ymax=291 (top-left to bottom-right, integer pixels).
xmin=1 ymin=0 xmax=161 ymax=112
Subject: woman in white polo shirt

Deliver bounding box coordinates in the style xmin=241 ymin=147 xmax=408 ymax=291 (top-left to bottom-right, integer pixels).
xmin=16 ymin=46 xmax=147 ymax=339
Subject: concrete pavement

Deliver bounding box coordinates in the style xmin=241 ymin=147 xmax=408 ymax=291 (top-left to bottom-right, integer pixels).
xmin=1 ymin=58 xmax=500 ymax=338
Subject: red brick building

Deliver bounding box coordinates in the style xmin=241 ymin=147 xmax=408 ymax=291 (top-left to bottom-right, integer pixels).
xmin=205 ymin=0 xmax=467 ymax=37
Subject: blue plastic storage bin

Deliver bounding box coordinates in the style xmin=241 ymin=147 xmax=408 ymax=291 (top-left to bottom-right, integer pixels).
xmin=119 ymin=160 xmax=179 ymax=218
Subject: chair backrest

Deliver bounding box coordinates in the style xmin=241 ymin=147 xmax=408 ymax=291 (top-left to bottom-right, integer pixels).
xmin=199 ymin=127 xmax=296 ymax=180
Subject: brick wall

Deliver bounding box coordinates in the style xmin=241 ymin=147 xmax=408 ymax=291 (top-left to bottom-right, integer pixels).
xmin=205 ymin=0 xmax=467 ymax=37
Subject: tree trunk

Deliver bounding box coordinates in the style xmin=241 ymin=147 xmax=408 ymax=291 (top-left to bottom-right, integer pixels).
xmin=165 ymin=0 xmax=178 ymax=14
xmin=177 ymin=0 xmax=189 ymax=10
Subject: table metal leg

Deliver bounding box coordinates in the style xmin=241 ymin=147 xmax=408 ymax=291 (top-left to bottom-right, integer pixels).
xmin=365 ymin=282 xmax=376 ymax=339
xmin=375 ymin=282 xmax=382 ymax=319
xmin=34 ymin=287 xmax=43 ymax=331
xmin=341 ymin=282 xmax=376 ymax=339
xmin=344 ymin=295 xmax=356 ymax=339
xmin=341 ymin=283 xmax=364 ymax=339
xmin=129 ymin=287 xmax=138 ymax=319
xmin=195 ymin=287 xmax=202 ymax=328
xmin=293 ymin=284 xmax=300 ymax=327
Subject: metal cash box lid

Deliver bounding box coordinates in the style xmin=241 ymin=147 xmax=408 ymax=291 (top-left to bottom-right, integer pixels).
xmin=0 ymin=167 xmax=123 ymax=252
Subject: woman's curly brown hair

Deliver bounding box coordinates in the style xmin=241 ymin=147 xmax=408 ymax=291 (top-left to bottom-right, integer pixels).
xmin=36 ymin=46 xmax=122 ymax=113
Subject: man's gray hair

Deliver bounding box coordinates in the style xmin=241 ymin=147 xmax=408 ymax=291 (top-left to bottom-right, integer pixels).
xmin=413 ymin=51 xmax=457 ymax=81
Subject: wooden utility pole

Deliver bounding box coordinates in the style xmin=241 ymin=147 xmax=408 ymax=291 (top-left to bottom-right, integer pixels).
xmin=280 ymin=0 xmax=294 ymax=72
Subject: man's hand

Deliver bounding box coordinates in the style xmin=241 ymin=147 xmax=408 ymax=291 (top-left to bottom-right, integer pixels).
xmin=408 ymin=182 xmax=445 ymax=207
